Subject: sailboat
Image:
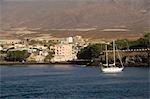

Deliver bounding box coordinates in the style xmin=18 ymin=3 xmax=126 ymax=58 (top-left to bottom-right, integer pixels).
xmin=101 ymin=40 xmax=124 ymax=73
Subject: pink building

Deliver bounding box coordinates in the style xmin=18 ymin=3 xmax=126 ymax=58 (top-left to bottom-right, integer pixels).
xmin=51 ymin=44 xmax=76 ymax=62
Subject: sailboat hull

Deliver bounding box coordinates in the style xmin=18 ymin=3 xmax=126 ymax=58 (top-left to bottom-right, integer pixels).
xmin=101 ymin=67 xmax=124 ymax=73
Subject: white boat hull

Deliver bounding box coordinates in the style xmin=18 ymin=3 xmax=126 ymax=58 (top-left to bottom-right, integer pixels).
xmin=101 ymin=67 xmax=124 ymax=73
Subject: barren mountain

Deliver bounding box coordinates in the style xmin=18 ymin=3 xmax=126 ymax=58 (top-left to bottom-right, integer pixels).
xmin=0 ymin=0 xmax=150 ymax=40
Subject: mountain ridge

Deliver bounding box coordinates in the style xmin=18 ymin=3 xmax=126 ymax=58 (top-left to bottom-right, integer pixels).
xmin=1 ymin=0 xmax=149 ymax=29
xmin=0 ymin=0 xmax=149 ymax=40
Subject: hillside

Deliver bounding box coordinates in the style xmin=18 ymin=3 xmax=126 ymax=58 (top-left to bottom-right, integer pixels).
xmin=0 ymin=0 xmax=149 ymax=40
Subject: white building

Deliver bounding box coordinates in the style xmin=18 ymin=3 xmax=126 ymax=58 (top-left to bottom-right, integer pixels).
xmin=0 ymin=39 xmax=21 ymax=45
xmin=34 ymin=45 xmax=47 ymax=50
xmin=66 ymin=37 xmax=73 ymax=43
xmin=0 ymin=46 xmax=3 ymax=51
xmin=35 ymin=55 xmax=45 ymax=63
xmin=27 ymin=48 xmax=37 ymax=53
xmin=14 ymin=44 xmax=26 ymax=48
xmin=39 ymin=51 xmax=49 ymax=56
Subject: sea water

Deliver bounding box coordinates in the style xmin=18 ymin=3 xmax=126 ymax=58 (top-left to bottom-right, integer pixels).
xmin=0 ymin=65 xmax=149 ymax=99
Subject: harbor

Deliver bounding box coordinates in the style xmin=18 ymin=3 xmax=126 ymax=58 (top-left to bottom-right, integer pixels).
xmin=0 ymin=0 xmax=149 ymax=98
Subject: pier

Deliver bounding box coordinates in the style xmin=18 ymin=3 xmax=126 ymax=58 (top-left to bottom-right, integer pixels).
xmin=104 ymin=48 xmax=150 ymax=52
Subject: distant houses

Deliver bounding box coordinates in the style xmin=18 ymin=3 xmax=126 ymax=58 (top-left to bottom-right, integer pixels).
xmin=0 ymin=34 xmax=89 ymax=63
xmin=0 ymin=39 xmax=22 ymax=45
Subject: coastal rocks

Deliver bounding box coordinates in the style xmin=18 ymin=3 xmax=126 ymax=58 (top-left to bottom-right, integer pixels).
xmin=87 ymin=54 xmax=149 ymax=67
xmin=123 ymin=55 xmax=148 ymax=66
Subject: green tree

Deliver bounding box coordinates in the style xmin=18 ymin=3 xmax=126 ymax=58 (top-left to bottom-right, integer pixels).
xmin=129 ymin=33 xmax=150 ymax=48
xmin=115 ymin=39 xmax=129 ymax=49
xmin=6 ymin=50 xmax=30 ymax=62
xmin=77 ymin=44 xmax=102 ymax=59
xmin=143 ymin=33 xmax=150 ymax=46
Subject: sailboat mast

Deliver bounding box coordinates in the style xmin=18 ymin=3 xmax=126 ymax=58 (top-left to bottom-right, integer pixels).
xmin=113 ymin=40 xmax=116 ymax=65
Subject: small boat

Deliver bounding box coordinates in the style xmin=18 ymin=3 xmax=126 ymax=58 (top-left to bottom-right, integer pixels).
xmin=101 ymin=65 xmax=124 ymax=73
xmin=101 ymin=40 xmax=124 ymax=73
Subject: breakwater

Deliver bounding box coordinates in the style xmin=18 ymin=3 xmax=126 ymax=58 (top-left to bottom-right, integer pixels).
xmin=90 ymin=51 xmax=149 ymax=67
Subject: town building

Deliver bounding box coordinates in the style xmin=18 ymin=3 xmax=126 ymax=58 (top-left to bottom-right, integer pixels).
xmin=0 ymin=39 xmax=22 ymax=45
xmin=51 ymin=44 xmax=76 ymax=62
xmin=0 ymin=46 xmax=3 ymax=51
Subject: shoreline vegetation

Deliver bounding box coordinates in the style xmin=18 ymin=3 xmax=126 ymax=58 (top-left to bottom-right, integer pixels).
xmin=0 ymin=33 xmax=149 ymax=67
xmin=76 ymin=33 xmax=150 ymax=67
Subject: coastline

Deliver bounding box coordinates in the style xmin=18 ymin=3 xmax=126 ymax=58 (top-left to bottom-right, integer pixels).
xmin=0 ymin=61 xmax=149 ymax=67
xmin=0 ymin=62 xmax=75 ymax=65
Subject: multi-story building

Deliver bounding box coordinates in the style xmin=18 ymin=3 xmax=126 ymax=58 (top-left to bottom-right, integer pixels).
xmin=51 ymin=44 xmax=77 ymax=62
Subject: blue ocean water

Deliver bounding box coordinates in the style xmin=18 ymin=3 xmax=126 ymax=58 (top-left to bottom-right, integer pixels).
xmin=0 ymin=65 xmax=149 ymax=99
